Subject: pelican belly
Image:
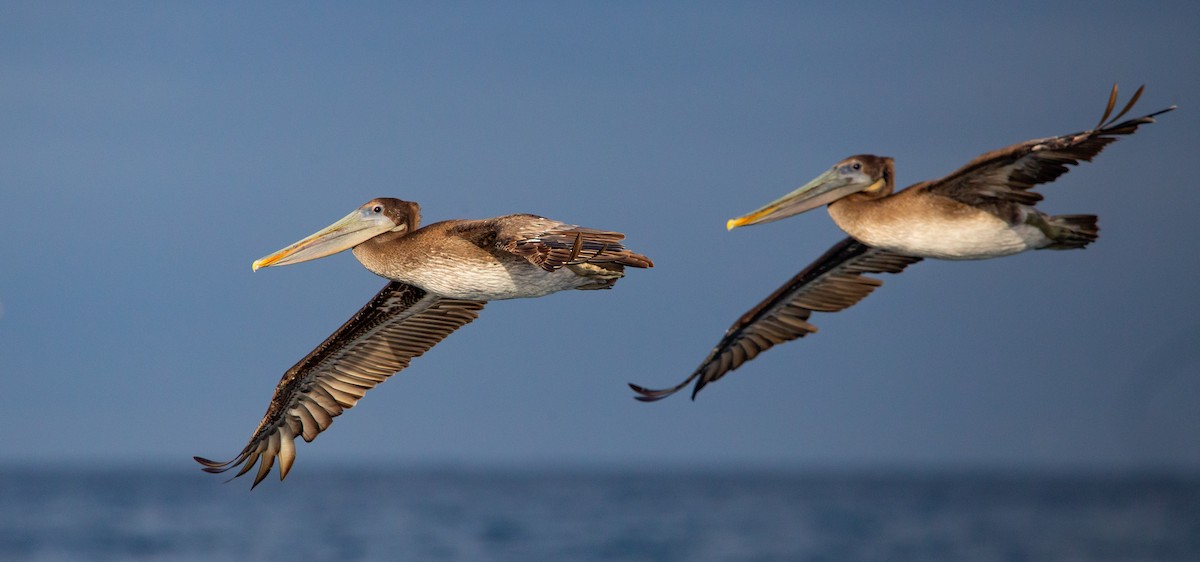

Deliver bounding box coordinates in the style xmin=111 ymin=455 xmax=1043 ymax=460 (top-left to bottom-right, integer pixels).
xmin=393 ymin=253 xmax=594 ymax=301
xmin=847 ymin=211 xmax=1048 ymax=260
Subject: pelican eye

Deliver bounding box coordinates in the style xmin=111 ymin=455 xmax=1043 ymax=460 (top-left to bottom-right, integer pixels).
xmin=852 ymin=162 xmax=861 ymax=171
xmin=372 ymin=205 xmax=383 ymax=213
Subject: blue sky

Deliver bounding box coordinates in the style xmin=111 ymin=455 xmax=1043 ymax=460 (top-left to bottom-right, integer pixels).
xmin=2 ymin=2 xmax=1198 ymax=478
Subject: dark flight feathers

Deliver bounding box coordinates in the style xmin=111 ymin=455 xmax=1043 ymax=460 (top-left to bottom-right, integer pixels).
xmin=195 ymin=282 xmax=486 ymax=488
xmin=630 ymin=239 xmax=921 ymax=401
xmin=918 ymin=85 xmax=1174 ymax=209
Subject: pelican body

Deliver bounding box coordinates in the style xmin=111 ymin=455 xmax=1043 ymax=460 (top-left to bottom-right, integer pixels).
xmin=825 ymin=166 xmax=1091 ymax=260
xmin=353 ymin=219 xmax=631 ymax=300
xmin=632 ymin=85 xmax=1173 ymax=402
xmin=725 ymin=151 xmax=1105 ymax=261
xmin=198 ymin=198 xmax=651 ymax=487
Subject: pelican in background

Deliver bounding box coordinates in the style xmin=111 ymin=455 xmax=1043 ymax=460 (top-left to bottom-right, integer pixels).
xmin=197 ymin=198 xmax=652 ymax=487
xmin=632 ymin=85 xmax=1173 ymax=401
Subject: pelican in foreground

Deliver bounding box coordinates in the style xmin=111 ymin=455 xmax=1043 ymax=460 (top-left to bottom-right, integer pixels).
xmin=632 ymin=85 xmax=1173 ymax=401
xmin=196 ymin=199 xmax=652 ymax=486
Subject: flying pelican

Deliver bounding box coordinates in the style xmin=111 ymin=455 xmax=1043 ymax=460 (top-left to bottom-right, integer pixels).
xmin=631 ymin=85 xmax=1173 ymax=402
xmin=196 ymin=198 xmax=652 ymax=486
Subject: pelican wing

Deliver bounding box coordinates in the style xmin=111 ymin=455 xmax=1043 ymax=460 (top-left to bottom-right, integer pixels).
xmin=631 ymin=238 xmax=921 ymax=401
xmin=473 ymin=214 xmax=653 ymax=270
xmin=195 ymin=281 xmax=485 ymax=487
xmin=919 ymin=86 xmax=1173 ymax=209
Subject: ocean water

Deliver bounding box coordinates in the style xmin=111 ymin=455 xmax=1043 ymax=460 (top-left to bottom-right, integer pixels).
xmin=1 ymin=467 xmax=1197 ymax=561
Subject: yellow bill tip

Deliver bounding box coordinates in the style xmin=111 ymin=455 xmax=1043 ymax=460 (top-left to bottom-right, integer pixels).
xmin=727 ymin=206 xmax=774 ymax=231
xmin=251 ymin=253 xmax=282 ymax=271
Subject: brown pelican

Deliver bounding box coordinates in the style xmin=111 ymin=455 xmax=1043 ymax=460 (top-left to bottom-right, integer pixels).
xmin=631 ymin=85 xmax=1173 ymax=402
xmin=196 ymin=198 xmax=652 ymax=486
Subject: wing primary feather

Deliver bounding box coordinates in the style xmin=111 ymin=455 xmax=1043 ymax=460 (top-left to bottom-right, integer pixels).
xmin=251 ymin=434 xmax=278 ymax=489
xmin=232 ymin=450 xmax=261 ymax=479
xmin=1105 ymin=84 xmax=1144 ymax=128
xmin=277 ymin=425 xmax=296 ymax=481
xmin=1096 ymin=83 xmax=1120 ymax=129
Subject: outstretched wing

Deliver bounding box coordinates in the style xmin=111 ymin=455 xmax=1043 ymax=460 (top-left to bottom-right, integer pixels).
xmin=631 ymin=238 xmax=921 ymax=401
xmin=485 ymin=214 xmax=654 ymax=271
xmin=195 ymin=281 xmax=485 ymax=487
xmin=918 ymin=85 xmax=1174 ymax=209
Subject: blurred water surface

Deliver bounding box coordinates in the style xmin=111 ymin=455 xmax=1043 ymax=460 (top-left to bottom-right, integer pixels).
xmin=0 ymin=467 xmax=1196 ymax=561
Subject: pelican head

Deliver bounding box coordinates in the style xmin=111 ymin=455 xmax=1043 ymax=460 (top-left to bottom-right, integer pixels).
xmin=726 ymin=155 xmax=894 ymax=230
xmin=252 ymin=198 xmax=421 ymax=270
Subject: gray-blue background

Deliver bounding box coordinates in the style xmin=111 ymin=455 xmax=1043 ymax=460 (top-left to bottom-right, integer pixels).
xmin=2 ymin=1 xmax=1197 ymax=476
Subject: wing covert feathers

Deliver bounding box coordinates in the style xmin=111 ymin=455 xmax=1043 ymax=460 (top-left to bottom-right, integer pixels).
xmin=195 ymin=282 xmax=485 ymax=487
xmin=630 ymin=238 xmax=921 ymax=401
xmin=492 ymin=215 xmax=654 ymax=271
